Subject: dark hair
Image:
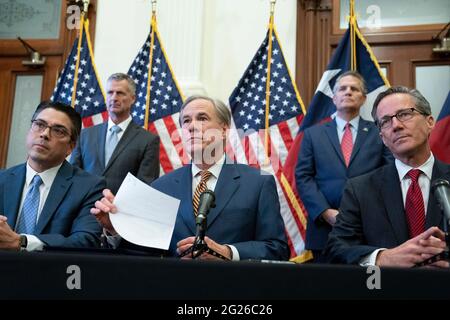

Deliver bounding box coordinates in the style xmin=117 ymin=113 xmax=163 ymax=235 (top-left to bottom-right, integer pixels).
xmin=107 ymin=73 xmax=136 ymax=95
xmin=371 ymin=86 xmax=432 ymax=121
xmin=332 ymin=70 xmax=367 ymax=95
xmin=32 ymin=101 xmax=82 ymax=142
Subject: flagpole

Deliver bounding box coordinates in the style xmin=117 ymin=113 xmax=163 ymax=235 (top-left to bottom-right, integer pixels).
xmin=144 ymin=0 xmax=158 ymax=130
xmin=264 ymin=0 xmax=276 ymax=165
xmin=71 ymin=11 xmax=86 ymax=107
xmin=349 ymin=0 xmax=356 ymax=70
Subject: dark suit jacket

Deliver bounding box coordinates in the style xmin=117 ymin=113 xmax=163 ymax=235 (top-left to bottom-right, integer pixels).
xmin=0 ymin=161 xmax=105 ymax=248
xmin=70 ymin=121 xmax=160 ymax=194
xmin=324 ymin=160 xmax=450 ymax=264
xmin=295 ymin=118 xmax=392 ymax=250
xmin=146 ymin=163 xmax=290 ymax=261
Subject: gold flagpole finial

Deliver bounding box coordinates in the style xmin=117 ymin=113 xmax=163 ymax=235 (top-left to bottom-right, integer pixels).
xmin=82 ymin=0 xmax=90 ymax=14
xmin=270 ymin=0 xmax=276 ymax=15
xmin=151 ymin=0 xmax=157 ymax=15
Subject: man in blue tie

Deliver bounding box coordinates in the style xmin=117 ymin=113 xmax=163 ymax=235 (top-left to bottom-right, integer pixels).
xmin=70 ymin=73 xmax=160 ymax=194
xmin=0 ymin=101 xmax=105 ymax=251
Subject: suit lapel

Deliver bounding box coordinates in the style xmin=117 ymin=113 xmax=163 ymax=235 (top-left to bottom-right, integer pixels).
xmin=99 ymin=122 xmax=108 ymax=169
xmin=381 ymin=164 xmax=410 ymax=244
xmin=324 ymin=120 xmax=346 ymax=166
xmin=4 ymin=165 xmax=26 ymax=228
xmin=104 ymin=122 xmax=139 ymax=172
xmin=425 ymin=160 xmax=449 ymax=228
xmin=349 ymin=118 xmax=371 ymax=166
xmin=207 ymin=164 xmax=240 ymax=228
xmin=176 ymin=165 xmax=196 ymax=234
xmin=35 ymin=161 xmax=73 ymax=234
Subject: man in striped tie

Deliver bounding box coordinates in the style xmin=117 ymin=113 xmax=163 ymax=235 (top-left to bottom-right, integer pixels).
xmin=93 ymin=95 xmax=290 ymax=261
xmin=325 ymin=86 xmax=450 ymax=268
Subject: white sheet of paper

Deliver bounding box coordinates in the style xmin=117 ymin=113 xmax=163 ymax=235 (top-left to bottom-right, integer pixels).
xmin=110 ymin=173 xmax=180 ymax=250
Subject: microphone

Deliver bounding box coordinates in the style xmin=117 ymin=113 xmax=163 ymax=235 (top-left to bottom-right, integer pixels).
xmin=192 ymin=190 xmax=216 ymax=256
xmin=196 ymin=190 xmax=216 ymax=226
xmin=432 ymin=179 xmax=450 ymax=222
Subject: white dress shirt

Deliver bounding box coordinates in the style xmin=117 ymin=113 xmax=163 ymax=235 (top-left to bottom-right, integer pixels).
xmin=15 ymin=162 xmax=63 ymax=251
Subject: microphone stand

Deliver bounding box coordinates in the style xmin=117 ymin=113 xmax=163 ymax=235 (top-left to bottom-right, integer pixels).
xmin=179 ymin=193 xmax=230 ymax=261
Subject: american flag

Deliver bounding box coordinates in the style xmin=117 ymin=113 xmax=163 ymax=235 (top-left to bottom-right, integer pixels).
xmin=228 ymin=26 xmax=308 ymax=259
xmin=127 ymin=16 xmax=185 ymax=173
xmin=51 ymin=19 xmax=107 ymax=128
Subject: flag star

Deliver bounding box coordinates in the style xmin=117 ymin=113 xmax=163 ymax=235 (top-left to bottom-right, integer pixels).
xmin=63 ymin=83 xmax=70 ymax=89
xmin=273 ymin=49 xmax=279 ymax=55
xmin=277 ymin=62 xmax=283 ymax=69
xmin=167 ymin=85 xmax=172 ymax=91
xmin=156 ymin=89 xmax=161 ymax=95
xmin=273 ymin=71 xmax=279 ymax=78
xmin=81 ymin=104 xmax=88 ymax=110
xmin=156 ymin=58 xmax=161 ymax=64
xmin=94 ymin=101 xmax=100 ymax=107
xmin=243 ymin=123 xmax=249 ymax=130
xmin=161 ymin=103 xmax=167 ymax=109
xmin=257 ymin=85 xmax=263 ymax=92
xmin=132 ymin=111 xmax=137 ymax=117
xmin=246 ymin=114 xmax=252 ymax=120
xmin=250 ymin=105 xmax=256 ymax=111
xmin=250 ymin=82 xmax=256 ymax=88
xmin=70 ymin=64 xmax=76 ymax=70
xmin=235 ymin=96 xmax=241 ymax=102
xmin=291 ymin=105 xmax=298 ymax=112
xmin=262 ymin=54 xmax=267 ymax=60
xmin=150 ymin=108 xmax=156 ymax=114
xmin=139 ymin=114 xmax=144 ymax=120
xmin=78 ymin=68 xmax=83 ymax=74
xmin=67 ymin=74 xmax=73 ymax=80
xmin=277 ymin=86 xmax=284 ymax=93
xmin=282 ymin=100 xmax=289 ymax=106
xmin=158 ymin=80 xmax=164 ymax=86
xmin=89 ymin=88 xmax=95 ymax=94
xmin=246 ymin=92 xmax=253 ymax=98
xmin=239 ymin=110 xmax=245 ymax=117
xmin=270 ymin=80 xmax=275 ymax=87
xmin=153 ymin=66 xmax=158 ymax=72
xmin=255 ymin=118 xmax=261 ymax=124
xmin=239 ymin=87 xmax=245 ymax=93
xmin=77 ymin=90 xmax=83 ymax=96
xmin=161 ymin=72 xmax=166 ymax=78
xmin=258 ymin=109 xmax=264 ymax=115
xmin=85 ymin=96 xmax=92 ymax=102
xmin=274 ymin=95 xmax=280 ymax=101
xmin=61 ymin=92 xmax=66 ymax=98
xmin=80 ymin=59 xmax=87 ymax=65
xmin=281 ymin=77 xmax=287 ymax=83
xmin=243 ymin=101 xmax=249 ymax=107
xmin=279 ymin=109 xmax=285 ymax=116
xmin=268 ymin=114 xmax=273 ymax=120
xmin=254 ymin=95 xmax=260 ymax=101
xmin=172 ymin=99 xmax=177 ymax=105
xmin=286 ymin=92 xmax=292 ymax=98
xmin=270 ymin=104 xmax=277 ymax=111
xmin=80 ymin=82 xmax=87 ymax=88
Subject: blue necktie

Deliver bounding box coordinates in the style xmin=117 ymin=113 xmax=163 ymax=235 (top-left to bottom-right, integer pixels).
xmin=16 ymin=175 xmax=43 ymax=234
xmin=105 ymin=125 xmax=122 ymax=165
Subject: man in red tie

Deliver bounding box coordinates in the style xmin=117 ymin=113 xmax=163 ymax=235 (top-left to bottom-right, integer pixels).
xmin=296 ymin=71 xmax=392 ymax=262
xmin=325 ymin=86 xmax=450 ymax=268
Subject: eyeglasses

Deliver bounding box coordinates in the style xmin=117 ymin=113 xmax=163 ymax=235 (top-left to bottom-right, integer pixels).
xmin=30 ymin=119 xmax=71 ymax=139
xmin=377 ymin=108 xmax=427 ymax=130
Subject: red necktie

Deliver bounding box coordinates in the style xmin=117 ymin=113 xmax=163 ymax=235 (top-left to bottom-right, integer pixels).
xmin=341 ymin=123 xmax=353 ymax=167
xmin=405 ymin=169 xmax=426 ymax=238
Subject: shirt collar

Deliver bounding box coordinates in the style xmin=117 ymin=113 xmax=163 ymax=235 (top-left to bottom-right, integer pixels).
xmin=335 ymin=114 xmax=360 ymax=132
xmin=26 ymin=162 xmax=63 ymax=188
xmin=191 ymin=154 xmax=225 ymax=180
xmin=395 ymin=153 xmax=435 ymax=181
xmin=108 ymin=116 xmax=132 ymax=132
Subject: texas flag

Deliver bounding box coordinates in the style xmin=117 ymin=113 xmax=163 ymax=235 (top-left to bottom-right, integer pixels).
xmin=283 ymin=24 xmax=389 ymax=195
xmin=430 ymin=91 xmax=450 ymax=163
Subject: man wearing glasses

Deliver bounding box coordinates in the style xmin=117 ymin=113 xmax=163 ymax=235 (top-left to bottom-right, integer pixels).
xmin=0 ymin=101 xmax=105 ymax=251
xmin=325 ymin=86 xmax=450 ymax=268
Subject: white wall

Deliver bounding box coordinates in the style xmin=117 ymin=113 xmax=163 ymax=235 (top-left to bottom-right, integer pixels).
xmin=94 ymin=0 xmax=297 ymax=103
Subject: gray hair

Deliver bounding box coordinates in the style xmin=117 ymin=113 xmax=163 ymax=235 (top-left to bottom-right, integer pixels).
xmin=107 ymin=73 xmax=136 ymax=95
xmin=332 ymin=70 xmax=367 ymax=95
xmin=179 ymin=95 xmax=231 ymax=127
xmin=371 ymin=86 xmax=432 ymax=121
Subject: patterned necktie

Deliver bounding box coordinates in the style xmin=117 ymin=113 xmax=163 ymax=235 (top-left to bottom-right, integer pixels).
xmin=105 ymin=125 xmax=122 ymax=165
xmin=341 ymin=122 xmax=353 ymax=167
xmin=405 ymin=169 xmax=426 ymax=238
xmin=193 ymin=170 xmax=212 ymax=216
xmin=16 ymin=175 xmax=43 ymax=234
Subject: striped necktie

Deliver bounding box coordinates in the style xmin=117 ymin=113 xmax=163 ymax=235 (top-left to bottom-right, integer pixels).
xmin=193 ymin=170 xmax=212 ymax=216
xmin=405 ymin=169 xmax=426 ymax=238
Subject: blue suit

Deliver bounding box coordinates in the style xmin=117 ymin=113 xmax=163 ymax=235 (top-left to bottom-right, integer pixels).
xmin=151 ymin=163 xmax=290 ymax=260
xmin=296 ymin=118 xmax=392 ymax=251
xmin=0 ymin=161 xmax=105 ymax=248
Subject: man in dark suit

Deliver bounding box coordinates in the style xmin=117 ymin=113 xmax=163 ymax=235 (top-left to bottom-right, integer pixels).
xmin=295 ymin=71 xmax=392 ymax=262
xmin=0 ymin=101 xmax=104 ymax=251
xmin=92 ymin=95 xmax=289 ymax=261
xmin=325 ymin=86 xmax=450 ymax=268
xmin=70 ymin=73 xmax=159 ymax=194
